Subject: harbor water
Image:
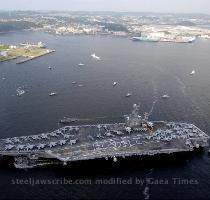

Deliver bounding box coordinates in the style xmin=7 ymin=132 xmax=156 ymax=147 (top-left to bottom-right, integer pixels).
xmin=0 ymin=31 xmax=210 ymax=199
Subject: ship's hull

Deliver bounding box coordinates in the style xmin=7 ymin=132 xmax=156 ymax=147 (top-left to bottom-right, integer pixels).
xmin=131 ymin=37 xmax=159 ymax=42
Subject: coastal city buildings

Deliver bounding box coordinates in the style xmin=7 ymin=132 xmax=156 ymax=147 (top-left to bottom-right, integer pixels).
xmin=1 ymin=11 xmax=210 ymax=43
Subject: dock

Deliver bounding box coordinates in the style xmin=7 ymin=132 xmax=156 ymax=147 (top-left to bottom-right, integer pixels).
xmin=16 ymin=49 xmax=55 ymax=64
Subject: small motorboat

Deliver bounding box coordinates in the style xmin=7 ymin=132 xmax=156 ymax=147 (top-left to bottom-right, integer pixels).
xmin=190 ymin=70 xmax=195 ymax=75
xmin=91 ymin=53 xmax=101 ymax=60
xmin=48 ymin=66 xmax=53 ymax=70
xmin=78 ymin=63 xmax=85 ymax=67
xmin=49 ymin=92 xmax=57 ymax=96
xmin=78 ymin=84 xmax=84 ymax=87
xmin=113 ymin=82 xmax=117 ymax=86
xmin=125 ymin=93 xmax=132 ymax=97
xmin=162 ymin=94 xmax=170 ymax=99
xmin=16 ymin=87 xmax=26 ymax=97
xmin=59 ymin=117 xmax=78 ymax=124
xmin=72 ymin=81 xmax=77 ymax=84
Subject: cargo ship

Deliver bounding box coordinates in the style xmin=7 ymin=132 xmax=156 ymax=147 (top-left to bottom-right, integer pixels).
xmin=131 ymin=36 xmax=160 ymax=42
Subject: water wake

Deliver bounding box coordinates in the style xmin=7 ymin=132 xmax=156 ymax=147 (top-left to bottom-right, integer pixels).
xmin=148 ymin=81 xmax=158 ymax=117
xmin=175 ymin=76 xmax=187 ymax=96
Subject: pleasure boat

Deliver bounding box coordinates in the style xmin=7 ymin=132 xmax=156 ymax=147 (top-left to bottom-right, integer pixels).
xmin=126 ymin=93 xmax=132 ymax=97
xmin=59 ymin=117 xmax=78 ymax=124
xmin=113 ymin=82 xmax=117 ymax=86
xmin=49 ymin=92 xmax=57 ymax=96
xmin=190 ymin=70 xmax=195 ymax=75
xmin=78 ymin=63 xmax=85 ymax=67
xmin=16 ymin=87 xmax=26 ymax=97
xmin=162 ymin=94 xmax=170 ymax=99
xmin=91 ymin=53 xmax=101 ymax=60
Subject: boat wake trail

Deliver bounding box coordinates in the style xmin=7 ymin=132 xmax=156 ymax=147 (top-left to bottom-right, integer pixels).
xmin=148 ymin=81 xmax=158 ymax=117
xmin=175 ymin=76 xmax=187 ymax=96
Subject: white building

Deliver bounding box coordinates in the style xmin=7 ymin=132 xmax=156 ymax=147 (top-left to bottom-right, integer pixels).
xmin=148 ymin=32 xmax=165 ymax=38
xmin=0 ymin=51 xmax=8 ymax=57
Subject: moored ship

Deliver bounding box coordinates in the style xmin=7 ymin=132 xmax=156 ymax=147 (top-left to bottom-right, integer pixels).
xmin=131 ymin=36 xmax=160 ymax=42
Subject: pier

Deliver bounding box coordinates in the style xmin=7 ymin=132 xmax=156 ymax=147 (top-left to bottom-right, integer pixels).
xmin=16 ymin=49 xmax=55 ymax=64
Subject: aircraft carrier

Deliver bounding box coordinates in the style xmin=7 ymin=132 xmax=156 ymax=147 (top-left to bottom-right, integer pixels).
xmin=0 ymin=104 xmax=209 ymax=169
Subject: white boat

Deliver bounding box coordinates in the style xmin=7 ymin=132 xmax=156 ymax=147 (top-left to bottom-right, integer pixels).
xmin=126 ymin=93 xmax=132 ymax=97
xmin=59 ymin=117 xmax=78 ymax=124
xmin=190 ymin=70 xmax=195 ymax=75
xmin=162 ymin=94 xmax=170 ymax=99
xmin=91 ymin=53 xmax=101 ymax=60
xmin=16 ymin=87 xmax=26 ymax=97
xmin=113 ymin=82 xmax=117 ymax=86
xmin=78 ymin=63 xmax=85 ymax=67
xmin=48 ymin=66 xmax=52 ymax=70
xmin=49 ymin=92 xmax=57 ymax=96
xmin=78 ymin=84 xmax=84 ymax=87
xmin=72 ymin=81 xmax=77 ymax=84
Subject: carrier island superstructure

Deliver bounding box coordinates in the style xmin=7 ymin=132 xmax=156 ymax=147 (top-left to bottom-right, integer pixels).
xmin=0 ymin=104 xmax=209 ymax=168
